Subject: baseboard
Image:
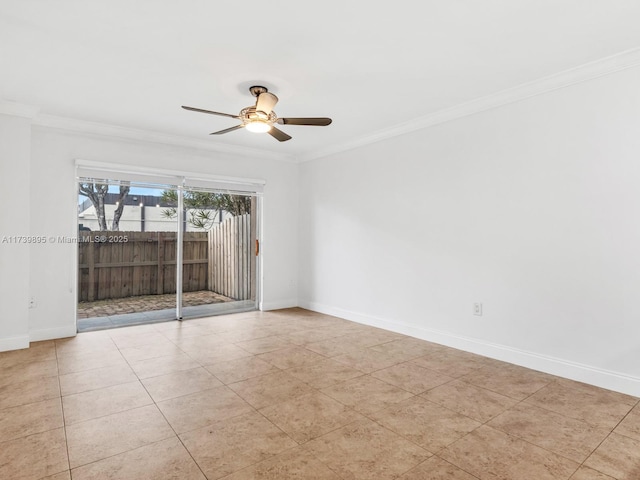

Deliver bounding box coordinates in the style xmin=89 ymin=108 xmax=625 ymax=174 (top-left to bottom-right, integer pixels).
xmin=299 ymin=300 xmax=640 ymax=398
xmin=0 ymin=334 xmax=30 ymax=352
xmin=30 ymin=324 xmax=77 ymax=342
xmin=260 ymin=299 xmax=298 ymax=311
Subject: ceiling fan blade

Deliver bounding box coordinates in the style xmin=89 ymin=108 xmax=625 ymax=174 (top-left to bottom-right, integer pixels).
xmin=182 ymin=106 xmax=239 ymax=119
xmin=267 ymin=126 xmax=292 ymax=142
xmin=277 ymin=117 xmax=332 ymax=126
xmin=210 ymin=125 xmax=244 ymax=135
xmin=255 ymin=92 xmax=278 ymax=115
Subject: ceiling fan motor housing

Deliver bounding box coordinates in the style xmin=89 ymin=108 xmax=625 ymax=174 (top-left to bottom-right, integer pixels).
xmin=249 ymin=85 xmax=269 ymax=97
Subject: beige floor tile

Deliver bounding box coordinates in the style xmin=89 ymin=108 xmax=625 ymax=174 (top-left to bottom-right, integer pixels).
xmin=399 ymin=456 xmax=479 ymax=480
xmin=282 ymin=328 xmax=345 ymax=346
xmin=152 ymin=319 xmax=190 ymax=331
xmin=66 ymin=404 xmax=174 ymax=468
xmin=0 ymin=397 xmax=64 ymax=442
xmin=460 ymin=363 xmax=554 ymax=400
xmin=41 ymin=470 xmax=72 ymax=480
xmin=0 ymin=427 xmax=68 ymax=480
xmin=285 ymin=358 xmax=364 ymax=389
xmin=59 ymin=364 xmax=137 ymax=396
xmin=108 ymin=324 xmax=159 ymax=336
xmin=370 ymin=396 xmax=480 ymax=452
xmin=0 ymin=375 xmax=60 ymax=410
xmin=158 ymin=324 xmax=214 ymax=341
xmin=260 ymin=391 xmax=364 ymax=443
xmin=222 ymin=447 xmax=341 ymax=479
xmin=355 ymin=328 xmax=405 ymax=345
xmin=186 ymin=318 xmax=246 ymax=333
xmin=235 ymin=335 xmax=294 ymax=354
xmin=258 ymin=324 xmax=312 ymax=337
xmin=410 ymin=349 xmax=484 ymax=378
xmin=257 ymin=346 xmax=327 ymax=370
xmin=204 ymin=356 xmax=280 ymax=384
xmin=320 ymin=375 xmax=414 ymax=415
xmin=584 ymin=433 xmax=640 ymax=480
xmin=62 ymin=381 xmax=152 ymax=425
xmin=371 ymin=362 xmax=453 ymax=394
xmin=183 ymin=343 xmax=253 ymax=365
xmin=332 ymin=348 xmax=412 ymax=374
xmin=169 ymin=332 xmax=227 ymax=350
xmin=180 ymin=410 xmax=297 ymax=479
xmin=5 ymin=309 xmax=638 ymax=480
xmin=228 ymin=371 xmax=315 ymax=410
xmin=614 ymin=403 xmax=640 ymax=441
xmin=555 ymin=378 xmax=638 ymax=406
xmin=440 ymin=425 xmax=579 ymax=480
xmin=32 ymin=338 xmax=56 ymax=348
xmin=141 ymin=367 xmax=223 ymax=402
xmin=157 ymin=385 xmax=253 ymax=433
xmin=33 ymin=340 xmax=59 ymax=352
xmin=55 ymin=334 xmax=117 ymax=358
xmin=71 ymin=437 xmax=206 ymax=480
xmin=129 ymin=352 xmax=200 ymax=379
xmin=488 ymin=403 xmax=611 ymax=462
xmin=368 ymin=337 xmax=447 ymax=359
xmin=0 ymin=342 xmax=56 ymax=368
xmin=118 ymin=341 xmax=184 ymax=363
xmin=0 ymin=359 xmax=58 ymax=387
xmin=304 ymin=418 xmax=430 ymax=480
xmin=422 ymin=380 xmax=517 ymax=422
xmin=213 ymin=328 xmax=273 ymax=343
xmin=306 ymin=333 xmax=394 ymax=357
xmin=570 ymin=466 xmax=617 ymax=479
xmin=57 ymin=349 xmax=127 ymax=375
xmin=109 ymin=331 xmax=169 ymax=349
xmin=525 ymin=381 xmax=635 ymax=428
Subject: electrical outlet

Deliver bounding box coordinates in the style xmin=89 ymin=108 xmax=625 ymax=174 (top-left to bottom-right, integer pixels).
xmin=473 ymin=303 xmax=482 ymax=316
xmin=28 ymin=297 xmax=36 ymax=309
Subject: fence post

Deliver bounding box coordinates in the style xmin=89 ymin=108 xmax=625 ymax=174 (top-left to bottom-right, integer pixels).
xmin=87 ymin=239 xmax=95 ymax=302
xmin=157 ymin=232 xmax=164 ymax=294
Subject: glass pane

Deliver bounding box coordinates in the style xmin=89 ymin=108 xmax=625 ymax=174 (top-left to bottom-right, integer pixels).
xmin=77 ymin=181 xmax=179 ymax=331
xmin=179 ymin=189 xmax=257 ymax=318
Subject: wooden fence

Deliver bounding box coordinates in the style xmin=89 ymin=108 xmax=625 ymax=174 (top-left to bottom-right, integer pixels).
xmin=208 ymin=214 xmax=254 ymax=301
xmin=78 ymin=231 xmax=208 ymax=302
xmin=78 ymin=215 xmax=255 ymax=302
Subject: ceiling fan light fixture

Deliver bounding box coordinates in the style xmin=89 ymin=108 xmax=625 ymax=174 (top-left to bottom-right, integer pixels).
xmin=182 ymin=85 xmax=332 ymax=142
xmin=245 ymin=120 xmax=272 ymax=133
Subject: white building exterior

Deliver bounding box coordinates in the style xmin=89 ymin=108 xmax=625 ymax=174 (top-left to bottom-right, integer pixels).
xmin=78 ymin=200 xmax=232 ymax=232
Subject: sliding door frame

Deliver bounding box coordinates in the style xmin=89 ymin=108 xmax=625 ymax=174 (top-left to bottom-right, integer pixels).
xmin=74 ymin=160 xmax=265 ymax=329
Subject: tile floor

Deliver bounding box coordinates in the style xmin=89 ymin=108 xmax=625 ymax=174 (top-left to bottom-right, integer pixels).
xmin=0 ymin=308 xmax=639 ymax=480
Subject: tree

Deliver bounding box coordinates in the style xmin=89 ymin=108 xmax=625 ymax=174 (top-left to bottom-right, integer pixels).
xmin=160 ymin=190 xmax=251 ymax=230
xmin=78 ymin=183 xmax=130 ymax=231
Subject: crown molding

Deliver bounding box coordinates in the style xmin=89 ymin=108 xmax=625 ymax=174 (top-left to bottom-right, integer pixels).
xmin=31 ymin=113 xmax=296 ymax=163
xmin=0 ymin=100 xmax=40 ymax=119
xmin=299 ymin=47 xmax=640 ymax=163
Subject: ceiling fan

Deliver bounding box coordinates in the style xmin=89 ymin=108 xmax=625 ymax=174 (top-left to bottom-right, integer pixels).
xmin=182 ymin=85 xmax=332 ymax=142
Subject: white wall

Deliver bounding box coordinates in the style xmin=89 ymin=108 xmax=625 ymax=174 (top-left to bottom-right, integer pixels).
xmin=298 ymin=65 xmax=640 ymax=396
xmin=0 ymin=114 xmax=31 ymax=350
xmin=25 ymin=128 xmax=298 ymax=342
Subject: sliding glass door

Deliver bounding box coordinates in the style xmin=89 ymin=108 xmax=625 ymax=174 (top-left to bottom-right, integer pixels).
xmin=161 ymin=185 xmax=259 ymax=320
xmin=76 ymin=169 xmax=261 ymax=332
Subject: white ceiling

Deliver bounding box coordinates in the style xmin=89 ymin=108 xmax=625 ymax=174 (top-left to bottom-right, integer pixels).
xmin=2 ymin=1 xmax=640 ymax=158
